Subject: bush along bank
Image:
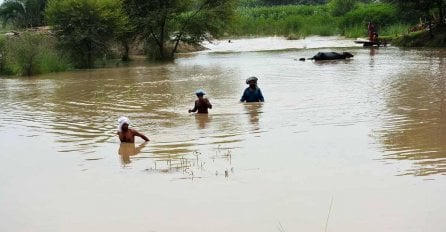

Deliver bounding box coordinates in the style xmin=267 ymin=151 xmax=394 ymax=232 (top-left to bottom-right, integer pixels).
xmin=391 ymin=26 xmax=446 ymax=47
xmin=0 ymin=32 xmax=72 ymax=76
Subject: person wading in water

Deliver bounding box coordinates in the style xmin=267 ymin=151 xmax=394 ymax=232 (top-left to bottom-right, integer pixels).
xmin=188 ymin=89 xmax=212 ymax=114
xmin=240 ymin=76 xmax=264 ymax=103
xmin=117 ymin=117 xmax=149 ymax=143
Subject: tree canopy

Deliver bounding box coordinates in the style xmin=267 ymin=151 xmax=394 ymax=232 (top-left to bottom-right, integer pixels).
xmin=123 ymin=0 xmax=236 ymax=60
xmin=46 ymin=0 xmax=128 ymax=68
xmin=0 ymin=0 xmax=46 ymax=28
xmin=383 ymin=0 xmax=445 ymax=25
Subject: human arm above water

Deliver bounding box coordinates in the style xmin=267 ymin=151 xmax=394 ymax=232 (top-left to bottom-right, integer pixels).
xmin=133 ymin=129 xmax=149 ymax=141
xmin=258 ymin=88 xmax=264 ymax=102
xmin=189 ymin=99 xmax=212 ymax=113
xmin=205 ymin=98 xmax=212 ymax=109
xmin=240 ymin=88 xmax=248 ymax=102
xmin=188 ymin=100 xmax=199 ymax=113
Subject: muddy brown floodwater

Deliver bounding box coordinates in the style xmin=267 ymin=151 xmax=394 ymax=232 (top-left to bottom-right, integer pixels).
xmin=1 ymin=37 xmax=446 ymax=232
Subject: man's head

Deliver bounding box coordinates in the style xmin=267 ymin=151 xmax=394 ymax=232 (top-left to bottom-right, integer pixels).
xmin=118 ymin=116 xmax=130 ymax=132
xmin=246 ymin=76 xmax=258 ymax=88
xmin=248 ymin=80 xmax=256 ymax=88
xmin=195 ymin=89 xmax=206 ymax=98
xmin=121 ymin=122 xmax=129 ymax=132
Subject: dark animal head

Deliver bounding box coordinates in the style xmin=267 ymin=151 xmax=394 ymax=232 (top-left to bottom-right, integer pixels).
xmin=342 ymin=52 xmax=354 ymax=58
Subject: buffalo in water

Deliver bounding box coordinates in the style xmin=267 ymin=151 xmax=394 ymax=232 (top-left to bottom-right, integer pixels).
xmin=299 ymin=52 xmax=354 ymax=61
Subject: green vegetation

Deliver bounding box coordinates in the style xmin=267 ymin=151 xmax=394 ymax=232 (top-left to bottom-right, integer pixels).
xmin=46 ymin=0 xmax=128 ymax=69
xmin=228 ymin=2 xmax=409 ymax=39
xmin=123 ymin=0 xmax=236 ymax=61
xmin=0 ymin=32 xmax=71 ymax=76
xmin=392 ymin=26 xmax=446 ymax=47
xmin=0 ymin=0 xmax=46 ymax=28
xmin=229 ymin=5 xmax=336 ymax=37
xmin=0 ymin=0 xmax=444 ymax=76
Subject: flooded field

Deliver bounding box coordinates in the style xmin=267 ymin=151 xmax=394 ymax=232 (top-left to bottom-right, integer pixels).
xmin=1 ymin=36 xmax=446 ymax=232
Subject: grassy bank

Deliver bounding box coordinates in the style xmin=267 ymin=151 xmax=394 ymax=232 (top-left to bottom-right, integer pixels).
xmin=392 ymin=26 xmax=446 ymax=47
xmin=0 ymin=33 xmax=72 ymax=76
xmin=227 ymin=3 xmax=410 ymax=39
xmin=229 ymin=5 xmax=337 ymax=38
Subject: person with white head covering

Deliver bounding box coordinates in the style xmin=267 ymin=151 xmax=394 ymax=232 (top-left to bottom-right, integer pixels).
xmin=117 ymin=116 xmax=149 ymax=143
xmin=240 ymin=76 xmax=264 ymax=102
xmin=188 ymin=89 xmax=212 ymax=114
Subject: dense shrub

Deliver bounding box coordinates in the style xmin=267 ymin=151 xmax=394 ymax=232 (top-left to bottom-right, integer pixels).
xmin=229 ymin=5 xmax=336 ymax=36
xmin=2 ymin=32 xmax=71 ymax=76
xmin=227 ymin=2 xmax=406 ymax=38
xmin=340 ymin=3 xmax=399 ymax=31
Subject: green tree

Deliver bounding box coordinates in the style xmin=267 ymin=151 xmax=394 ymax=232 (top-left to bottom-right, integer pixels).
xmin=262 ymin=0 xmax=328 ymax=5
xmin=384 ymin=0 xmax=444 ymax=25
xmin=328 ymin=0 xmax=358 ymax=16
xmin=123 ymin=0 xmax=236 ymax=61
xmin=0 ymin=0 xmax=47 ymax=28
xmin=46 ymin=0 xmax=128 ymax=68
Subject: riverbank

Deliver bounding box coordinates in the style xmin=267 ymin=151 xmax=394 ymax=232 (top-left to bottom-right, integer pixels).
xmin=391 ymin=26 xmax=446 ymax=47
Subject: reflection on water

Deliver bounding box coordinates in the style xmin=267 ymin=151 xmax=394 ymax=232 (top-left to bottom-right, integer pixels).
xmin=243 ymin=103 xmax=263 ymax=132
xmin=118 ymin=142 xmax=147 ymax=165
xmin=375 ymin=50 xmax=446 ymax=176
xmin=194 ymin=113 xmax=211 ymax=129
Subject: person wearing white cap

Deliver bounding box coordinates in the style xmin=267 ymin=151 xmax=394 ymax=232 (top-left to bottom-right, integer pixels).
xmin=117 ymin=116 xmax=149 ymax=143
xmin=240 ymin=76 xmax=264 ymax=102
xmin=188 ymin=89 xmax=212 ymax=114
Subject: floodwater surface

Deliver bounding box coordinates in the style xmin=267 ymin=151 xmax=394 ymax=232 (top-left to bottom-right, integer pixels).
xmin=1 ymin=37 xmax=446 ymax=232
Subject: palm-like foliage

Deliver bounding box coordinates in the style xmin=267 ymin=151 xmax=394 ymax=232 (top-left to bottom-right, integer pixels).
xmin=0 ymin=0 xmax=46 ymax=28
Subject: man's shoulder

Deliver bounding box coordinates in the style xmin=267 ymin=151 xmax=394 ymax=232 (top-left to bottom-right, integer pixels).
xmin=129 ymin=128 xmax=139 ymax=134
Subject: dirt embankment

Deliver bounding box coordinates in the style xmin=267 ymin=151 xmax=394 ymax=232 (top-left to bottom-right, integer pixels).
xmin=392 ymin=26 xmax=446 ymax=47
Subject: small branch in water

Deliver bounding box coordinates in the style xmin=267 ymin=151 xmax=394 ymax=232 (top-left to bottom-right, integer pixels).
xmin=324 ymin=196 xmax=334 ymax=232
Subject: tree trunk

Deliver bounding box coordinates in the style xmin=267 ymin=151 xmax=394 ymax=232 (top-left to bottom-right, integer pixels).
xmin=158 ymin=8 xmax=168 ymax=60
xmin=428 ymin=16 xmax=434 ymax=37
xmin=121 ymin=41 xmax=130 ymax=62
xmin=87 ymin=42 xmax=93 ymax=69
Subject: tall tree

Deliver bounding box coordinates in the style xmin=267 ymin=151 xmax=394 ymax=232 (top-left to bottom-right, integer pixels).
xmin=384 ymin=0 xmax=445 ymax=26
xmin=0 ymin=0 xmax=46 ymax=28
xmin=46 ymin=0 xmax=128 ymax=68
xmin=327 ymin=0 xmax=358 ymax=17
xmin=123 ymin=0 xmax=236 ymax=60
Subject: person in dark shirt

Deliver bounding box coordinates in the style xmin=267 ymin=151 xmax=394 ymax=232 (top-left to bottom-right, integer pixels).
xmin=240 ymin=76 xmax=264 ymax=102
xmin=117 ymin=117 xmax=149 ymax=143
xmin=188 ymin=89 xmax=212 ymax=114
